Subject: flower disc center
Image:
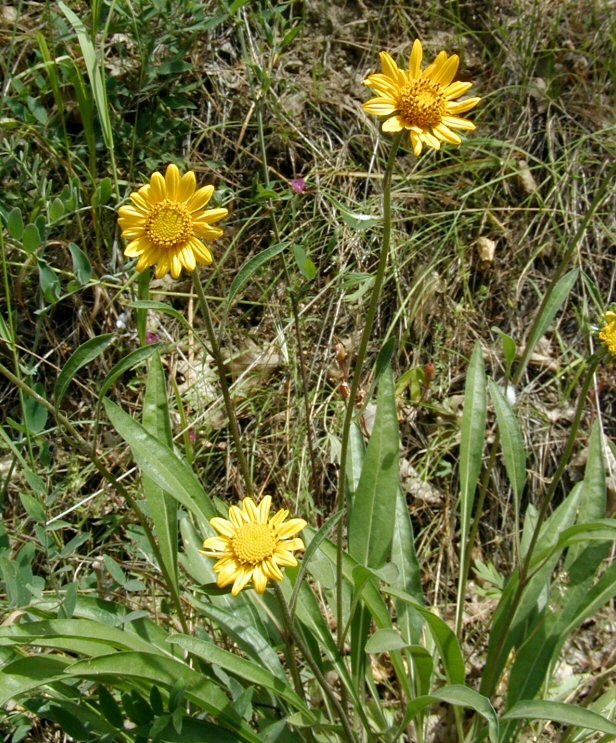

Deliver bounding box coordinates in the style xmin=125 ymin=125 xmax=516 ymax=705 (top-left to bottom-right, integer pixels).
xmin=232 ymin=523 xmax=276 ymax=564
xmin=398 ymin=80 xmax=446 ymax=128
xmin=145 ymin=200 xmax=193 ymax=249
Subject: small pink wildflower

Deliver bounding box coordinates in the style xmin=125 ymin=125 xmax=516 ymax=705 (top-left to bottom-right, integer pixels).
xmin=290 ymin=178 xmax=306 ymax=194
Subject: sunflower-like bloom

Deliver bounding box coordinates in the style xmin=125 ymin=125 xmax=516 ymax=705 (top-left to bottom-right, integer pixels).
xmin=201 ymin=496 xmax=307 ymax=596
xmin=363 ymin=39 xmax=480 ymax=156
xmin=599 ymin=311 xmax=616 ymax=356
xmin=118 ymin=164 xmax=227 ymax=280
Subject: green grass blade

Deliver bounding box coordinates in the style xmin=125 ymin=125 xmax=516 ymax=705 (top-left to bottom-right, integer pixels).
xmin=103 ymin=398 xmax=214 ymax=525
xmin=349 ymin=365 xmax=399 ymax=568
xmin=53 ymin=334 xmax=115 ymax=407
xmin=142 ymin=353 xmax=178 ymax=594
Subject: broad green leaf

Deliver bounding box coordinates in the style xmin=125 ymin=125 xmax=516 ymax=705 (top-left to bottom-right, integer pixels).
xmin=0 ymin=655 xmax=72 ymax=706
xmin=37 ymin=260 xmax=60 ymax=303
xmin=68 ymin=242 xmax=92 ymax=285
xmin=292 ymin=244 xmax=316 ymax=280
xmin=502 ymin=700 xmax=616 ymax=736
xmin=23 ymin=381 xmax=48 ymax=434
xmin=407 ymin=646 xmax=433 ymax=697
xmin=54 ymin=334 xmax=115 ymax=406
xmin=349 ymin=366 xmax=399 ymax=569
xmin=64 ymin=652 xmax=260 ymax=742
xmin=492 ymin=327 xmax=516 ymax=376
xmin=142 ymin=353 xmax=178 ymax=592
xmin=48 ymin=197 xmax=65 ymax=222
xmin=397 ymin=685 xmax=499 ymax=743
xmin=365 ymin=628 xmax=409 ymax=653
xmin=227 ymin=242 xmax=286 ymax=306
xmin=7 ymin=207 xmax=24 ymax=239
xmin=488 ymin=379 xmax=525 ymax=500
xmin=103 ymin=398 xmax=214 ymax=525
xmin=92 ymin=177 xmax=113 ymax=206
xmin=22 ymin=223 xmax=42 ymax=253
xmin=168 ymin=635 xmax=316 ymax=723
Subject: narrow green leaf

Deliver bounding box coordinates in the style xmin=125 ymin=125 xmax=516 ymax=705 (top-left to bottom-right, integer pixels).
xmin=103 ymin=398 xmax=214 ymax=525
xmin=0 ymin=656 xmax=71 ymax=707
xmin=519 ymin=269 xmax=578 ymax=371
xmin=168 ymin=635 xmax=316 ymax=723
xmin=488 ymin=378 xmax=526 ymax=500
xmin=384 ymin=586 xmax=465 ymax=685
xmin=397 ymin=685 xmax=499 ymax=743
xmin=502 ymin=700 xmax=616 ymax=736
xmin=54 ymin=334 xmax=115 ymax=406
xmin=459 ymin=343 xmax=487 ymax=545
xmin=23 ymin=381 xmax=48 ymax=434
xmin=227 ymin=242 xmax=286 ymax=306
xmin=98 ymin=344 xmax=160 ymax=400
xmin=64 ymin=652 xmax=260 ymax=742
xmin=143 ymin=353 xmax=178 ymax=592
xmin=349 ymin=366 xmax=399 ymax=568
xmin=37 ymin=260 xmax=61 ymax=303
xmin=391 ymin=489 xmax=424 ymax=644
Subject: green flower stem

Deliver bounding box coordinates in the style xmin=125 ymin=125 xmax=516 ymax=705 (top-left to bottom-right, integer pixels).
xmin=193 ymin=271 xmax=253 ymax=497
xmin=479 ymin=353 xmax=602 ymax=699
xmin=0 ymin=360 xmax=190 ymax=636
xmin=273 ymin=583 xmax=358 ymax=743
xmin=335 ymin=131 xmax=403 ymax=645
xmin=136 ymin=269 xmax=150 ymax=347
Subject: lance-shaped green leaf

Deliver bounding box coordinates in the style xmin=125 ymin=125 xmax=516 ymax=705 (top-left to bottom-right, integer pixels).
xmin=349 ymin=365 xmax=399 ymax=568
xmin=502 ymin=700 xmax=616 ymax=736
xmin=103 ymin=398 xmax=214 ymax=526
xmin=142 ymin=354 xmax=178 ymax=593
xmin=54 ymin=334 xmax=115 ymax=407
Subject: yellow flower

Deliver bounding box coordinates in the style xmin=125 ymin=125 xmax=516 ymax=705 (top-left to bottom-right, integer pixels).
xmin=599 ymin=311 xmax=616 ymax=356
xmin=118 ymin=164 xmax=228 ymax=280
xmin=201 ymin=496 xmax=307 ymax=596
xmin=363 ymin=39 xmax=480 ymax=156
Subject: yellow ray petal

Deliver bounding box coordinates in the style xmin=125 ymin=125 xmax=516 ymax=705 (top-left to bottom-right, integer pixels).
xmin=382 ymin=115 xmax=404 ymax=132
xmin=434 ymin=123 xmax=462 ymax=144
xmin=189 ymin=237 xmax=213 ymax=265
xmin=252 ymin=565 xmax=268 ymax=593
xmin=178 ymin=170 xmax=196 ymax=202
xmin=363 ymin=73 xmax=400 ymax=96
xmin=363 ymin=99 xmax=398 ymax=116
xmin=277 ymin=518 xmax=307 ymax=539
xmin=446 ymin=97 xmax=481 ymax=115
xmin=187 ymin=185 xmax=215 ymax=212
xmin=181 ymin=245 xmax=196 ymax=272
xmin=210 ymin=517 xmax=235 ymax=537
xmin=164 ymin=163 xmax=180 ymax=200
xmin=149 ymin=172 xmax=166 ymax=203
xmin=443 ymin=80 xmax=473 ymax=100
xmin=258 ymin=496 xmax=272 ymax=523
xmin=170 ymin=252 xmax=182 ymax=280
xmin=442 ymin=115 xmax=476 ymax=131
xmin=431 ymin=54 xmax=459 ymax=86
xmin=409 ymin=39 xmax=423 ymax=80
xmin=410 ymin=131 xmax=423 ymax=156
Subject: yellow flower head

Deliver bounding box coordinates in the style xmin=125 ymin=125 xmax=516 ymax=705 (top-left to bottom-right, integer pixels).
xmin=201 ymin=496 xmax=307 ymax=596
xmin=599 ymin=311 xmax=616 ymax=356
xmin=363 ymin=39 xmax=480 ymax=156
xmin=118 ymin=164 xmax=228 ymax=280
